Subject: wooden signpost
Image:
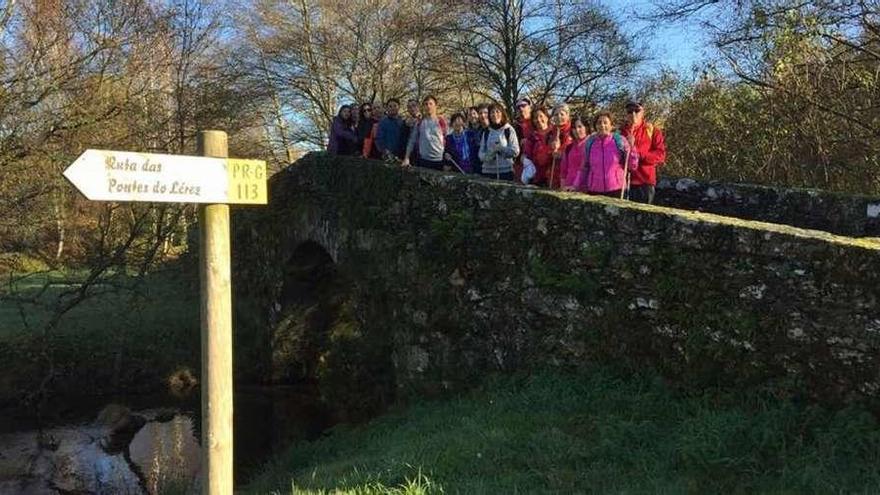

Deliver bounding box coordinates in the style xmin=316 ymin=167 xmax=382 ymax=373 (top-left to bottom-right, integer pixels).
xmin=64 ymin=131 xmax=266 ymax=495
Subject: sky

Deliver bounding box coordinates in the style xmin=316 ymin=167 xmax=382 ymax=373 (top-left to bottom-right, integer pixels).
xmin=607 ymin=0 xmax=712 ymax=75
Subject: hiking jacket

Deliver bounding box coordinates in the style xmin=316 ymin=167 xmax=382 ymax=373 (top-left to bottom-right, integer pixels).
xmin=621 ymin=122 xmax=666 ymax=186
xmin=560 ymin=136 xmax=588 ymax=191
xmin=468 ymin=128 xmax=486 ymax=175
xmin=515 ymin=118 xmax=533 ymax=144
xmin=405 ymin=116 xmax=447 ymax=162
xmin=375 ymin=116 xmax=404 ymax=158
xmin=523 ymin=128 xmax=555 ymax=186
xmin=556 ymin=122 xmax=572 ymax=147
xmin=444 ymin=131 xmax=473 ymax=173
xmin=327 ymin=116 xmax=358 ymax=155
xmin=478 ymin=123 xmax=519 ymax=175
xmin=574 ymin=133 xmax=638 ymax=193
xmin=362 ymin=121 xmax=383 ymax=159
xmin=400 ymin=117 xmax=419 ymax=160
xmin=356 ymin=118 xmax=376 ymax=155
xmin=550 ymin=123 xmax=572 ymax=188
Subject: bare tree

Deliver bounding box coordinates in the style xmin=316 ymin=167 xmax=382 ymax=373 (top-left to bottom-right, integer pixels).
xmin=652 ymin=0 xmax=880 ymax=138
xmin=445 ymin=0 xmax=642 ymax=116
xmin=232 ymin=0 xmax=461 ymax=150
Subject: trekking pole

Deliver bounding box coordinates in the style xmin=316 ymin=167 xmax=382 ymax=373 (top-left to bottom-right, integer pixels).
xmin=446 ymin=156 xmax=466 ymax=174
xmin=550 ymin=125 xmax=561 ymax=189
xmin=620 ymin=140 xmax=631 ymax=201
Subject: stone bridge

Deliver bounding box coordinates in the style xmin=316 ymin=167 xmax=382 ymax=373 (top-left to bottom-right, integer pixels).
xmin=233 ymin=153 xmax=880 ymax=413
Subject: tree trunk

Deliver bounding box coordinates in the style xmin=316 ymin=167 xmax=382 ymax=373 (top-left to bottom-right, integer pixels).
xmin=53 ymin=188 xmax=65 ymax=260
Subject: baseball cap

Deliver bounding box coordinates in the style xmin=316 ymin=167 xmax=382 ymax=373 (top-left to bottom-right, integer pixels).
xmin=625 ymin=99 xmax=643 ymax=111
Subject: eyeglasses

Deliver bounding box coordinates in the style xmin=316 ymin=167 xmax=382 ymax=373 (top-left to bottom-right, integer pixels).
xmin=364 ymin=108 xmax=372 ymax=112
xmin=626 ymin=108 xmax=642 ymax=114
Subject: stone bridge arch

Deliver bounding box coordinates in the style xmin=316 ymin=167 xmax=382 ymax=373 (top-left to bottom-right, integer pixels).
xmin=271 ymin=241 xmax=339 ymax=384
xmin=234 ymin=204 xmax=396 ymax=416
xmin=234 ymin=153 xmax=880 ymax=407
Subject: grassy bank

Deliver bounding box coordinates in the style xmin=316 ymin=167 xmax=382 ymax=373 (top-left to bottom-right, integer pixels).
xmin=246 ymin=369 xmax=880 ymax=494
xmin=0 ymin=264 xmax=201 ymax=407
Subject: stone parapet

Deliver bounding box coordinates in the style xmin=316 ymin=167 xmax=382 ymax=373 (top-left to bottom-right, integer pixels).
xmin=234 ymin=153 xmax=880 ymax=407
xmin=656 ymin=175 xmax=880 ymax=237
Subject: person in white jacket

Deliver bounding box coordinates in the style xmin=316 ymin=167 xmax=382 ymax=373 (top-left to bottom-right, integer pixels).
xmin=478 ymin=103 xmax=520 ymax=181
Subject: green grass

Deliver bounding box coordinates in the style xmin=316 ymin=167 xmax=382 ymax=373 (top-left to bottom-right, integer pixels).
xmin=0 ymin=265 xmax=201 ymax=403
xmin=245 ymin=370 xmax=880 ymax=495
xmin=0 ymin=267 xmax=194 ymax=335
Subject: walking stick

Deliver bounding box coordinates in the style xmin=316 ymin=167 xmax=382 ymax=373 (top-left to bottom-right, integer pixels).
xmin=496 ymin=150 xmax=500 ymax=180
xmin=620 ymin=139 xmax=631 ymax=200
xmin=445 ymin=155 xmax=466 ymax=174
xmin=496 ymin=143 xmax=500 ymax=180
xmin=549 ymin=125 xmax=561 ymax=189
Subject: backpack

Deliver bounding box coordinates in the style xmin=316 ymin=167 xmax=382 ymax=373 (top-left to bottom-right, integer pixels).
xmin=585 ymin=132 xmax=628 ymax=168
xmin=482 ymin=126 xmax=512 ymax=150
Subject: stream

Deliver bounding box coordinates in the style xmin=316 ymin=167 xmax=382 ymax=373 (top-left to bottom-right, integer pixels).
xmin=0 ymin=385 xmax=332 ymax=494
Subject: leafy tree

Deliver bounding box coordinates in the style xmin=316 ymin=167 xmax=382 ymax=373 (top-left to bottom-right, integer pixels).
xmin=654 ymin=0 xmax=880 ymax=192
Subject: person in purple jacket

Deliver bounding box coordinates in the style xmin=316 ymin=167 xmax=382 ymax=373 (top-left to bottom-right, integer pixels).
xmin=327 ymin=105 xmax=358 ymax=155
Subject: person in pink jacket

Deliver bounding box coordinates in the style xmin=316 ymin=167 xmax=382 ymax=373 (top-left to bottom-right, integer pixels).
xmin=559 ymin=115 xmax=590 ymax=192
xmin=572 ymin=112 xmax=638 ymax=198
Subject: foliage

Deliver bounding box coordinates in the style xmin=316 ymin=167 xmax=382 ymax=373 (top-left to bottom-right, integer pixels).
xmin=0 ymin=266 xmax=201 ymax=408
xmin=428 ymin=210 xmax=476 ymax=262
xmin=663 ymin=72 xmax=880 ymax=193
xmin=654 ymin=0 xmax=880 ymax=194
xmin=0 ymin=0 xmax=278 ymax=410
xmin=527 ymin=254 xmax=598 ymax=301
xmin=245 ymin=368 xmax=880 ymax=494
xmin=0 ymin=0 xmax=274 ymax=262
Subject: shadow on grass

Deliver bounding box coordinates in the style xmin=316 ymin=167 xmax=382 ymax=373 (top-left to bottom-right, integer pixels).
xmin=245 ymin=369 xmax=880 ymax=495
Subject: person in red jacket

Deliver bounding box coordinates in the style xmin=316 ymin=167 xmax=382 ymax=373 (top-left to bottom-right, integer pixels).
xmin=549 ymin=103 xmax=573 ymax=189
xmin=512 ymin=97 xmax=533 ymax=184
xmin=514 ymin=97 xmax=534 ymax=144
xmin=522 ymin=107 xmax=555 ymax=187
xmin=620 ymin=100 xmax=666 ymax=204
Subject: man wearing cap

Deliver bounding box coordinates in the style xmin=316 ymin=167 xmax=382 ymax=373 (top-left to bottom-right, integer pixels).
xmin=514 ymin=98 xmax=533 ymax=141
xmin=621 ymin=100 xmax=666 ymax=204
xmin=513 ymin=98 xmax=533 ymax=183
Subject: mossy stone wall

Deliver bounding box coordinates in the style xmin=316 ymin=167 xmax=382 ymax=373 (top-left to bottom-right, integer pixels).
xmin=234 ymin=153 xmax=880 ymax=407
xmin=656 ymin=176 xmax=880 ymax=237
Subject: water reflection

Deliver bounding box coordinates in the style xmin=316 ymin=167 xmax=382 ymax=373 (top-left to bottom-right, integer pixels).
xmin=0 ymin=385 xmax=331 ymax=494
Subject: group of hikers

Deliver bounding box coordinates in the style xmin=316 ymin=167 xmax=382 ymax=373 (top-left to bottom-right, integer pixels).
xmin=326 ymin=95 xmax=667 ymax=204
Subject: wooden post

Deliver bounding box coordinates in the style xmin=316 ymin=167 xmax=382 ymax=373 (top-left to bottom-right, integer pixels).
xmin=198 ymin=130 xmax=234 ymax=494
